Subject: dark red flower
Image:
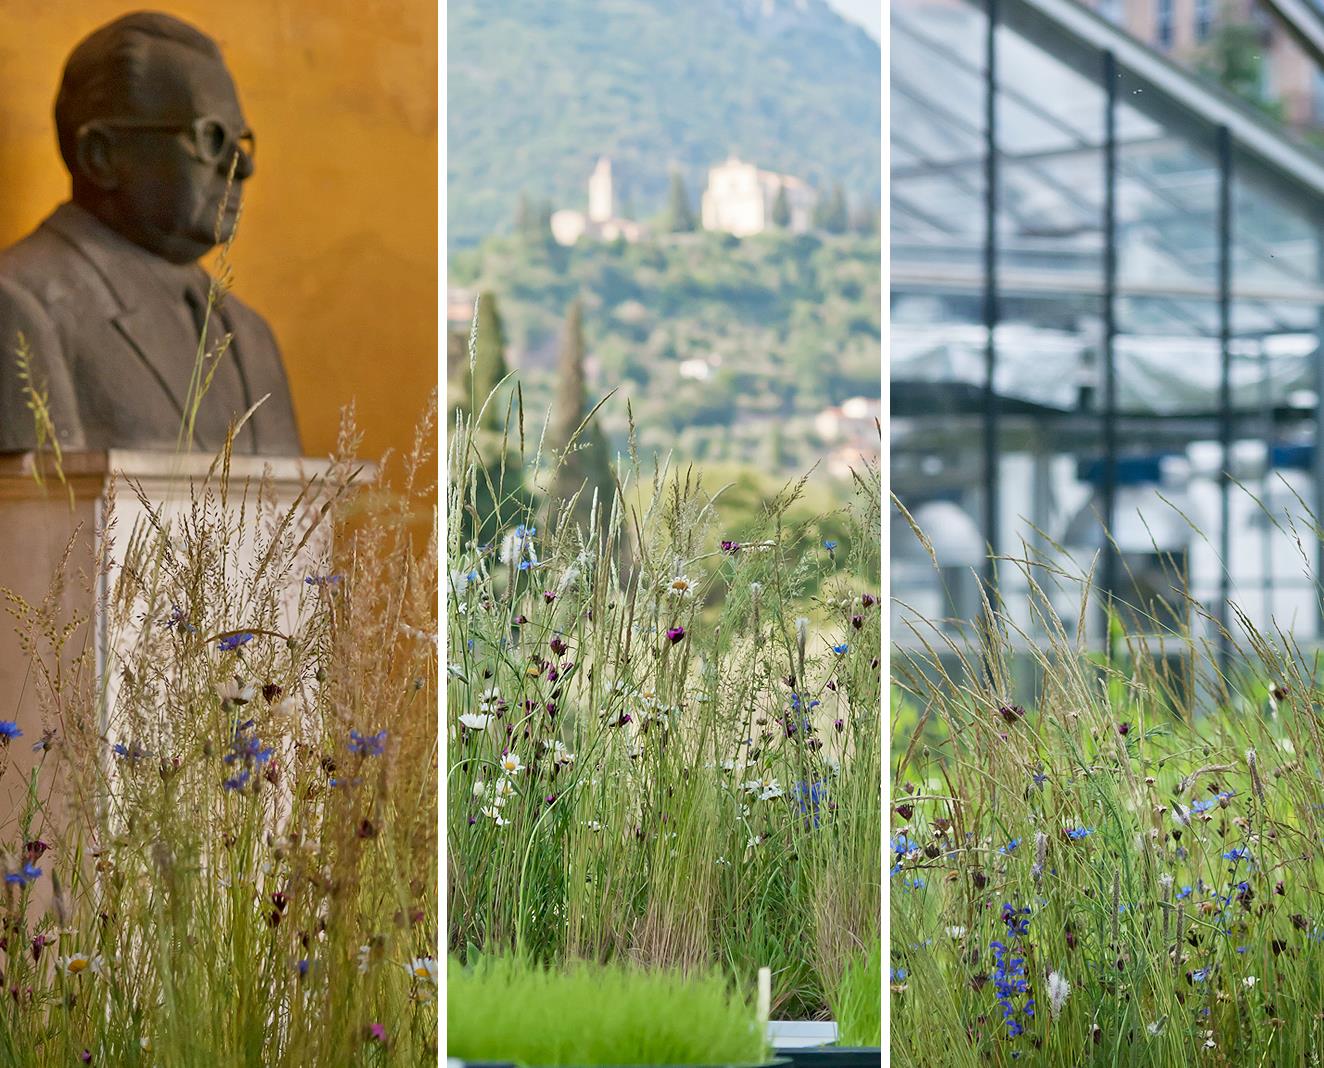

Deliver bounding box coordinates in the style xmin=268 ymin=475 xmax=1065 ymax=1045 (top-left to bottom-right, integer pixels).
xmin=666 ymin=626 xmax=685 ymax=644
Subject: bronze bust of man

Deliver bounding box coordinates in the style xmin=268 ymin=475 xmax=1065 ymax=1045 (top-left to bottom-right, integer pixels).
xmin=0 ymin=12 xmax=300 ymax=455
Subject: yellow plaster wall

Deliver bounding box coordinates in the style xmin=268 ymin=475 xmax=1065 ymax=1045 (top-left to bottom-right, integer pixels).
xmin=0 ymin=1 xmax=438 ymax=463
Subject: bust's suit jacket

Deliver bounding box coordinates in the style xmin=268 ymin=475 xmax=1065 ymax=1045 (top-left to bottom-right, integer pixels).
xmin=0 ymin=202 xmax=301 ymax=455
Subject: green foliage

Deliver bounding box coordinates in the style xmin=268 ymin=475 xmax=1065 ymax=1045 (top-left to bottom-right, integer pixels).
xmin=448 ymin=231 xmax=881 ymax=475
xmin=771 ymin=185 xmax=791 ymax=229
xmin=1195 ymin=22 xmax=1285 ymax=123
xmin=831 ymin=944 xmax=882 ymax=1047
xmin=447 ymin=0 xmax=880 ymax=247
xmin=667 ymin=170 xmax=697 ymax=233
xmin=447 ymin=395 xmax=881 ymax=1019
xmin=0 ymin=416 xmax=439 ymax=1065
xmin=814 ymin=185 xmax=849 ymax=235
xmin=547 ymin=299 xmax=616 ymax=533
xmin=447 ymin=956 xmax=769 ymax=1065
xmin=890 ymin=551 xmax=1324 ymax=1066
xmin=450 ymin=294 xmax=538 ymax=545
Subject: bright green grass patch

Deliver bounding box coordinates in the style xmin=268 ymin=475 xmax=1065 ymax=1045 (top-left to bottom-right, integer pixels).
xmin=829 ymin=944 xmax=881 ymax=1047
xmin=447 ymin=956 xmax=770 ymax=1066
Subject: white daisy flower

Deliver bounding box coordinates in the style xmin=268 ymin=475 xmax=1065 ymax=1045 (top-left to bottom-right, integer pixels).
xmin=1244 ymin=975 xmax=1258 ymax=988
xmin=472 ymin=780 xmax=488 ymax=799
xmin=59 ymin=953 xmax=102 ymax=977
xmin=584 ymin=820 xmax=603 ymax=832
xmin=663 ymin=575 xmax=695 ymax=600
xmin=499 ymin=752 xmax=523 ymax=776
xmin=406 ymin=957 xmax=438 ymax=983
xmin=216 ymin=677 xmax=256 ymax=705
xmin=492 ymin=778 xmax=516 ymax=801
xmin=481 ymin=805 xmax=508 ymax=825
xmin=946 ymin=926 xmax=966 ymax=940
xmin=357 ymin=944 xmax=372 ymax=974
xmin=458 ymin=712 xmax=492 ymax=731
xmin=479 ymin=688 xmax=503 ymax=713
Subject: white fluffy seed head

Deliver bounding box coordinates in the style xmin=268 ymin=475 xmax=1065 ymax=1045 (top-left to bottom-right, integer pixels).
xmin=1046 ymin=971 xmax=1070 ymax=1018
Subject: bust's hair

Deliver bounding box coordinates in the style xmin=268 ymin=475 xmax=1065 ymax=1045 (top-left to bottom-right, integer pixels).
xmin=54 ymin=12 xmax=223 ymax=173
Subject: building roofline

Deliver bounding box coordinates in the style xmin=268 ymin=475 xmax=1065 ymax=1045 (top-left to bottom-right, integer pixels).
xmin=1000 ymin=0 xmax=1324 ymax=201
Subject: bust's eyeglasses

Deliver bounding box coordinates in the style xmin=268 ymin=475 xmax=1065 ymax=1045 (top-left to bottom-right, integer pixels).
xmin=82 ymin=116 xmax=255 ymax=165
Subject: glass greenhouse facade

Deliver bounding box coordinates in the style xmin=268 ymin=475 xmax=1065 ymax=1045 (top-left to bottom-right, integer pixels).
xmin=891 ymin=0 xmax=1324 ymax=660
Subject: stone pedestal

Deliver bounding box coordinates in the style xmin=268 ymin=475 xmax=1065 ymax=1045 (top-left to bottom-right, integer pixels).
xmin=0 ymin=450 xmax=342 ymax=914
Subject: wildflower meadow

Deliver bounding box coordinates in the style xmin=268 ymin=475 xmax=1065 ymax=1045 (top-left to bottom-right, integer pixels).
xmin=445 ymin=341 xmax=883 ymax=1061
xmin=891 ymin=525 xmax=1324 ymax=1066
xmin=0 ymin=406 xmax=439 ymax=1064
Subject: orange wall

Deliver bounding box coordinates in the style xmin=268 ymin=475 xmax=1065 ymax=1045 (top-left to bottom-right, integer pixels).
xmin=0 ymin=1 xmax=438 ymax=464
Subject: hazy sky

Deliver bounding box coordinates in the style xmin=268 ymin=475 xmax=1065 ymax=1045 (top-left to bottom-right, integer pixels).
xmin=825 ymin=0 xmax=882 ymax=40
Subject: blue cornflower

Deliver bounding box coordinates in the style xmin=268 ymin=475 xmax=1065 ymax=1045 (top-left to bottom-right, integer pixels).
xmin=221 ymin=721 xmax=270 ymax=792
xmin=218 ymin=632 xmax=254 ymax=652
xmin=305 ymin=574 xmax=343 ymax=586
xmin=1066 ymin=827 xmax=1094 ymax=840
xmin=1000 ymin=838 xmax=1021 ymax=855
xmin=892 ymin=833 xmax=921 ymax=857
xmin=224 ymin=727 xmax=272 ymax=767
xmin=1224 ymin=847 xmax=1251 ymax=862
xmin=1191 ymin=799 xmax=1215 ymax=814
xmin=112 ymin=740 xmax=149 ymax=763
xmin=890 ymin=967 xmax=907 ymax=982
xmin=518 ymin=559 xmax=544 ymax=572
xmin=514 ymin=525 xmax=536 ymax=540
xmin=905 ymin=877 xmax=926 ymax=890
xmin=4 ymin=862 xmax=41 ymax=886
xmin=831 ymin=642 xmax=848 ymax=655
xmin=789 ymin=693 xmax=821 ymax=712
xmin=0 ymin=721 xmax=21 ymax=743
xmin=348 ymin=729 xmax=388 ymax=757
xmin=795 ymin=780 xmax=829 ymax=827
xmin=823 ymin=540 xmax=838 ymax=551
xmin=223 ymin=770 xmax=251 ymax=791
xmin=1191 ymin=967 xmax=1210 ymax=982
xmin=297 ymin=958 xmax=310 ymax=978
xmin=1031 ymin=769 xmax=1048 ymax=788
xmin=1001 ymin=903 xmax=1031 ymax=937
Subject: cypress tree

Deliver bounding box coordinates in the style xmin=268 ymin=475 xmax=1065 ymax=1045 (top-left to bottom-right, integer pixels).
xmin=514 ymin=191 xmax=532 ymax=238
xmin=851 ymin=196 xmax=880 ymax=236
xmin=771 ymin=183 xmax=791 ymax=228
xmin=464 ymin=293 xmax=511 ymax=431
xmin=452 ymin=293 xmax=532 ymax=544
xmin=666 ymin=171 xmax=695 ymax=232
xmin=824 ymin=184 xmax=849 ymax=234
xmin=549 ymin=299 xmax=615 ymax=533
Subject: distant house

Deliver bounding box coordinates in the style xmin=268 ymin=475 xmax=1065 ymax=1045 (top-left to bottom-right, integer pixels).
xmin=447 ymin=286 xmax=477 ymax=327
xmin=815 ymin=396 xmax=881 ymax=442
xmin=816 ymin=396 xmax=881 ymax=479
xmin=700 ymin=156 xmax=814 ymax=237
xmin=551 ymin=157 xmax=648 ymax=246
